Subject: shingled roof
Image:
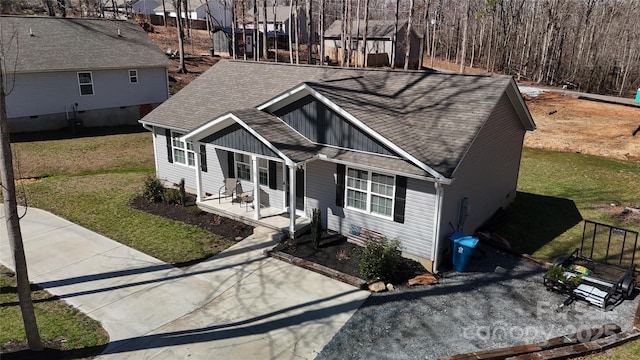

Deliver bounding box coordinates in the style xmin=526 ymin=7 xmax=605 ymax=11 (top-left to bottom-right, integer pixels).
xmin=0 ymin=15 xmax=171 ymax=73
xmin=142 ymin=60 xmax=533 ymax=178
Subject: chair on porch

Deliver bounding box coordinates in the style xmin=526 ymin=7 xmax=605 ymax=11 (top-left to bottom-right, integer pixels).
xmin=218 ymin=178 xmax=239 ymax=203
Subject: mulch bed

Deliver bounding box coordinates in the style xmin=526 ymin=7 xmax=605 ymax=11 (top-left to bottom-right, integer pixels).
xmin=272 ymin=231 xmax=427 ymax=287
xmin=130 ymin=195 xmax=254 ymax=242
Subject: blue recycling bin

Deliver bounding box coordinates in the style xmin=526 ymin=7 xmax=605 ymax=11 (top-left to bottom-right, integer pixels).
xmin=449 ymin=233 xmax=479 ymax=272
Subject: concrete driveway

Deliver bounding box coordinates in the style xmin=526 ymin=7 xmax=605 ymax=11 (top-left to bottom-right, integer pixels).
xmin=0 ymin=207 xmax=369 ymax=359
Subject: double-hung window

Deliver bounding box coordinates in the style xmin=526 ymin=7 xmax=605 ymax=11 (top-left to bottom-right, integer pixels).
xmin=258 ymin=158 xmax=269 ymax=186
xmin=346 ymin=167 xmax=395 ymax=218
xmin=129 ymin=69 xmax=138 ymax=83
xmin=78 ymin=72 xmax=94 ymax=95
xmin=171 ymin=131 xmax=195 ymax=167
xmin=235 ymin=153 xmax=251 ymax=181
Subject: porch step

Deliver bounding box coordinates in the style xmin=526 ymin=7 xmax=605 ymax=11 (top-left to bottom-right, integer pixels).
xmin=253 ymin=226 xmax=285 ymax=241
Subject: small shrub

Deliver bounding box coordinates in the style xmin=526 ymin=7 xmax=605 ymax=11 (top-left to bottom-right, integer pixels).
xmin=212 ymin=214 xmax=222 ymax=225
xmin=545 ymin=265 xmax=567 ymax=283
xmin=178 ymin=178 xmax=186 ymax=206
xmin=310 ymin=208 xmax=322 ymax=249
xmin=188 ymin=206 xmax=204 ymax=216
xmin=143 ymin=175 xmax=165 ymax=203
xmin=164 ymin=188 xmax=182 ymax=205
xmin=358 ymin=237 xmax=402 ymax=282
xmin=336 ymin=248 xmax=350 ymax=261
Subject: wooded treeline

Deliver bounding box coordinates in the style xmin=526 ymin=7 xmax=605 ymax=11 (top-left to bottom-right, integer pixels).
xmin=231 ymin=0 xmax=640 ymax=96
xmin=7 ymin=0 xmax=639 ymax=96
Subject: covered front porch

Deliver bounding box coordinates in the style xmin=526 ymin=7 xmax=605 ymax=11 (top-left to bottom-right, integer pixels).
xmin=197 ymin=195 xmax=311 ymax=236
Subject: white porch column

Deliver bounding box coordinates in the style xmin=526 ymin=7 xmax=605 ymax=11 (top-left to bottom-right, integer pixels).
xmin=282 ymin=162 xmax=287 ymax=210
xmin=288 ymin=165 xmax=296 ymax=238
xmin=252 ymin=155 xmax=260 ymax=220
xmin=195 ymin=145 xmax=203 ymax=202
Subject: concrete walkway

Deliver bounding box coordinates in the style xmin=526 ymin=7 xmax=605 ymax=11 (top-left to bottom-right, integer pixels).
xmin=0 ymin=207 xmax=369 ymax=359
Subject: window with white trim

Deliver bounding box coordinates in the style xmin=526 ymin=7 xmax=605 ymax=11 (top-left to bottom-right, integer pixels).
xmin=346 ymin=167 xmax=395 ymax=217
xmin=78 ymin=72 xmax=94 ymax=95
xmin=171 ymin=131 xmax=195 ymax=166
xmin=235 ymin=153 xmax=251 ymax=181
xmin=129 ymin=69 xmax=138 ymax=83
xmin=258 ymin=158 xmax=269 ymax=186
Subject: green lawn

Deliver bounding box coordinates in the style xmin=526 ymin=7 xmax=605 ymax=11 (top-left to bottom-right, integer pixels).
xmin=498 ymin=148 xmax=640 ymax=263
xmin=2 ymin=128 xmax=233 ymax=357
xmin=0 ymin=266 xmax=109 ymax=356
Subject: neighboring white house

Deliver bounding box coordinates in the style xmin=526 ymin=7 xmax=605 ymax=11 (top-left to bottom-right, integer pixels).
xmin=0 ymin=15 xmax=171 ymax=132
xmin=140 ymin=60 xmax=536 ymax=273
xmin=154 ymin=0 xmax=231 ymax=28
xmin=132 ymin=0 xmax=161 ymax=15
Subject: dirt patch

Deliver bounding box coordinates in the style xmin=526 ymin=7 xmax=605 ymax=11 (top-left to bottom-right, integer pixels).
xmin=146 ymin=25 xmax=221 ymax=93
xmin=524 ymin=91 xmax=640 ymax=163
xmin=130 ymin=195 xmax=254 ymax=244
xmin=596 ymin=203 xmax=640 ymax=226
xmin=273 ymin=231 xmax=427 ymax=287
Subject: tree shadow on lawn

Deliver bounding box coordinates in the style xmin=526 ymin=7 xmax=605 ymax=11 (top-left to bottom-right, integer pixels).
xmin=493 ymin=191 xmax=583 ymax=260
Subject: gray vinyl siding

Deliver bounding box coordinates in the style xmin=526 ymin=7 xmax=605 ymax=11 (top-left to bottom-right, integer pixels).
xmin=154 ymin=127 xmax=199 ymax=190
xmin=6 ymin=68 xmax=168 ymax=118
xmin=202 ymin=123 xmax=279 ymax=158
xmin=439 ymin=92 xmax=526 ymax=243
xmin=273 ymin=95 xmax=395 ymax=156
xmin=155 ymin=133 xmax=286 ymax=210
xmin=200 ymin=148 xmax=226 ymax=197
xmin=306 ymin=160 xmax=437 ymax=260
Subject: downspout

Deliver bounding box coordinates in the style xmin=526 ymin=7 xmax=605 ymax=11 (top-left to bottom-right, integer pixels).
xmin=141 ymin=123 xmax=159 ymax=178
xmin=431 ymin=181 xmax=445 ymax=274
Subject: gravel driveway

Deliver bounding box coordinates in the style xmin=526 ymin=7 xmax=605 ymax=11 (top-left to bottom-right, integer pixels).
xmin=317 ymin=243 xmax=638 ymax=360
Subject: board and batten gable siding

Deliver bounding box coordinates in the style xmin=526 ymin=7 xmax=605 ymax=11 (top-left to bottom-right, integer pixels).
xmin=439 ymin=92 xmax=527 ymax=239
xmin=202 ymin=123 xmax=280 ymax=159
xmin=306 ymin=160 xmax=437 ymax=260
xmin=273 ymin=95 xmax=396 ymax=156
xmin=6 ymin=68 xmax=168 ymax=118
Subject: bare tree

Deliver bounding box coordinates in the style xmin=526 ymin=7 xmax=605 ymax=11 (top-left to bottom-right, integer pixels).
xmin=262 ymin=0 xmax=267 ymax=59
xmin=173 ymin=0 xmax=188 ymax=73
xmin=362 ymin=0 xmax=369 ymax=67
xmin=42 ymin=0 xmax=56 ymax=15
xmin=404 ymin=0 xmax=415 ymax=70
xmin=232 ymin=0 xmax=237 ymax=59
xmin=306 ymin=0 xmax=313 ymax=64
xmin=391 ymin=0 xmax=399 ymax=68
xmin=57 ymin=0 xmax=67 ymax=17
xmin=253 ymin=0 xmax=258 ymax=60
xmin=0 ymin=25 xmax=44 ymax=353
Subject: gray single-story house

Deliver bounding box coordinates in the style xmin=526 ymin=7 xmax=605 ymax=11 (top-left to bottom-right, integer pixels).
xmin=0 ymin=15 xmax=171 ymax=132
xmin=140 ymin=60 xmax=535 ymax=272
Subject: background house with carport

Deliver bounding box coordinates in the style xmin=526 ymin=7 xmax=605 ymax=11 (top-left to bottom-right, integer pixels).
xmin=324 ymin=20 xmax=422 ymax=69
xmin=140 ymin=60 xmax=535 ymax=273
xmin=0 ymin=15 xmax=171 ymax=133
